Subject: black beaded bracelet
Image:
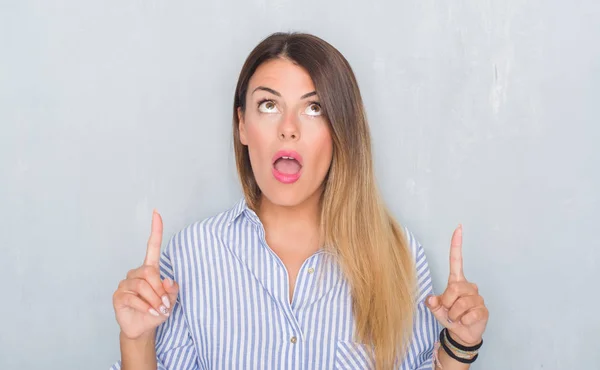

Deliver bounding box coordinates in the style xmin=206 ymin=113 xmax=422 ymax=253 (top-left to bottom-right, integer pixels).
xmin=439 ymin=328 xmax=483 ymax=364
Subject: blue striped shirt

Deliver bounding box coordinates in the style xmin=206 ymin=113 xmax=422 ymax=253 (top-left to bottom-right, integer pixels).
xmin=111 ymin=198 xmax=441 ymax=370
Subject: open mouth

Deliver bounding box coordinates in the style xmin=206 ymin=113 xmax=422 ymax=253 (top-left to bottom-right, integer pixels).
xmin=273 ymin=156 xmax=302 ymax=174
xmin=272 ymin=150 xmax=303 ymax=184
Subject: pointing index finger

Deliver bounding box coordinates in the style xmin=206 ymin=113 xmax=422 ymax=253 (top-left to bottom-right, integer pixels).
xmin=449 ymin=224 xmax=465 ymax=282
xmin=144 ymin=210 xmax=163 ymax=267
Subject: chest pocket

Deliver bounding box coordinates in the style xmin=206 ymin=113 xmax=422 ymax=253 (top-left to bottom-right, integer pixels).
xmin=335 ymin=340 xmax=374 ymax=370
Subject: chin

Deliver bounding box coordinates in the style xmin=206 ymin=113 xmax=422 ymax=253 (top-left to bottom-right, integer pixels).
xmin=259 ymin=178 xmax=324 ymax=209
xmin=260 ymin=188 xmax=308 ymax=208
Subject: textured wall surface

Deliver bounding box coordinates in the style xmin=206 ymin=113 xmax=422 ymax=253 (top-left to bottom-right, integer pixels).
xmin=1 ymin=1 xmax=598 ymax=369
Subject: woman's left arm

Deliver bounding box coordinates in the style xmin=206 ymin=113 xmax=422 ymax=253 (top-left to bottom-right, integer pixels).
xmin=425 ymin=225 xmax=489 ymax=369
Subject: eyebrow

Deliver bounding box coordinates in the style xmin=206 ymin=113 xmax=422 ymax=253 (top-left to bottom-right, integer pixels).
xmin=252 ymin=86 xmax=317 ymax=100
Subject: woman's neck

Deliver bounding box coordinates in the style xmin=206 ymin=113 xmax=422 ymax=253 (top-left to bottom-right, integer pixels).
xmin=257 ymin=192 xmax=322 ymax=255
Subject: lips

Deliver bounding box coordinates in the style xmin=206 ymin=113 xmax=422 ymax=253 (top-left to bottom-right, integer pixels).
xmin=272 ymin=150 xmax=303 ymax=184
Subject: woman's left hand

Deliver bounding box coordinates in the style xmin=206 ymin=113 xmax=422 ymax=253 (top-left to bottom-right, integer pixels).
xmin=425 ymin=225 xmax=489 ymax=346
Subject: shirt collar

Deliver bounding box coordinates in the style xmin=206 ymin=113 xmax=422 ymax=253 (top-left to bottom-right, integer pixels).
xmin=225 ymin=196 xmax=336 ymax=257
xmin=226 ymin=196 xmax=261 ymax=227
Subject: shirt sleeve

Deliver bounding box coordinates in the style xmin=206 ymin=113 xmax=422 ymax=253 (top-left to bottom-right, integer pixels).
xmin=110 ymin=236 xmax=200 ymax=370
xmin=403 ymin=227 xmax=443 ymax=370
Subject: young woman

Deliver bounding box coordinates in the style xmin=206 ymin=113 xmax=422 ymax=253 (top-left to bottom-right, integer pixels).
xmin=111 ymin=32 xmax=489 ymax=370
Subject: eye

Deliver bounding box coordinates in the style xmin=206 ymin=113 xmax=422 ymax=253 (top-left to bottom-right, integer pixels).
xmin=258 ymin=100 xmax=280 ymax=114
xmin=304 ymin=102 xmax=322 ymax=116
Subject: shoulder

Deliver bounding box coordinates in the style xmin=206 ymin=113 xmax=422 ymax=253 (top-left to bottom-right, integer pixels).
xmin=163 ymin=198 xmax=246 ymax=258
xmin=401 ymin=225 xmax=435 ymax=301
xmin=402 ymin=225 xmax=427 ymax=263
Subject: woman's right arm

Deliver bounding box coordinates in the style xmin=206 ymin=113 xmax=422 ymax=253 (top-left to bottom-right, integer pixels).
xmin=111 ymin=210 xmax=196 ymax=370
xmin=119 ymin=332 xmax=159 ymax=370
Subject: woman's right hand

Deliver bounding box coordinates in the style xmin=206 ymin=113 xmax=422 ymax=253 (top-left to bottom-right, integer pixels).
xmin=112 ymin=210 xmax=179 ymax=340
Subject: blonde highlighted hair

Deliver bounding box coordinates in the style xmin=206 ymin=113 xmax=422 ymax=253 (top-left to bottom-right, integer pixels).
xmin=233 ymin=32 xmax=416 ymax=369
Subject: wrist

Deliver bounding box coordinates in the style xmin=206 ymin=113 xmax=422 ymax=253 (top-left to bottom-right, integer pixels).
xmin=447 ymin=330 xmax=482 ymax=347
xmin=438 ymin=328 xmax=482 ymax=365
xmin=120 ymin=330 xmax=156 ymax=343
xmin=119 ymin=331 xmax=157 ymax=370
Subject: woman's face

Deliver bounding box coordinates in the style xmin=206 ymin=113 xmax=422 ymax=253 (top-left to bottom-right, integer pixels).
xmin=238 ymin=58 xmax=333 ymax=208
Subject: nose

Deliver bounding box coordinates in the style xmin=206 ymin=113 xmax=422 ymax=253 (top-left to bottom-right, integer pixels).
xmin=278 ymin=115 xmax=300 ymax=141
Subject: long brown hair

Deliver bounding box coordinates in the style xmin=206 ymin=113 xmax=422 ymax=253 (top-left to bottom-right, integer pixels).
xmin=232 ymin=32 xmax=416 ymax=369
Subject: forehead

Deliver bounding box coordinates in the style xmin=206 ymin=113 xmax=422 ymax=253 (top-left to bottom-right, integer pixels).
xmin=248 ymin=58 xmax=316 ymax=97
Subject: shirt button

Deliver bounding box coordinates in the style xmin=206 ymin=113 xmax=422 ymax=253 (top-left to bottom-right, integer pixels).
xmin=307 ymin=267 xmax=315 ymax=274
xmin=290 ymin=336 xmax=297 ymax=344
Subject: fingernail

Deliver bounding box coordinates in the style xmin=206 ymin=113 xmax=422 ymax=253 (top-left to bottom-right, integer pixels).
xmin=165 ymin=278 xmax=173 ymax=287
xmin=149 ymin=308 xmax=160 ymax=317
xmin=428 ymin=296 xmax=435 ymax=306
xmin=159 ymin=305 xmax=169 ymax=316
xmin=162 ymin=295 xmax=171 ymax=309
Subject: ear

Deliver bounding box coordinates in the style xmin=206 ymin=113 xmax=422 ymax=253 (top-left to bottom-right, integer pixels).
xmin=238 ymin=107 xmax=248 ymax=145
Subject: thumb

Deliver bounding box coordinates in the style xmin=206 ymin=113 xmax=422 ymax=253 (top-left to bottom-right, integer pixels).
xmin=425 ymin=295 xmax=450 ymax=325
xmin=163 ymin=278 xmax=179 ymax=305
xmin=425 ymin=295 xmax=442 ymax=311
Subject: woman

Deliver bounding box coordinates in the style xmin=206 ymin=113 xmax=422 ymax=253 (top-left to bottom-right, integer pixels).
xmin=111 ymin=32 xmax=489 ymax=370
